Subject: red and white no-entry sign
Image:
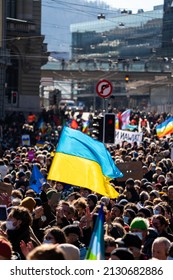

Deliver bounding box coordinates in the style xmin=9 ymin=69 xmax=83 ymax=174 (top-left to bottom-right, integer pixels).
xmin=96 ymin=79 xmax=113 ymax=98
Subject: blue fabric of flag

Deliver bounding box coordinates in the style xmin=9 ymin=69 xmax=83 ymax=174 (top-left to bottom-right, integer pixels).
xmin=85 ymin=204 xmax=105 ymax=260
xmin=29 ymin=165 xmax=46 ymax=194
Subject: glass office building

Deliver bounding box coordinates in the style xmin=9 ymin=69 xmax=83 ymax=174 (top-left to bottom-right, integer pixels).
xmin=70 ymin=6 xmax=163 ymax=61
xmin=70 ymin=2 xmax=173 ymax=110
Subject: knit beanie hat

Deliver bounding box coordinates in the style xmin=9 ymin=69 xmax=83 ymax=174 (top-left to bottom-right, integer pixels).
xmin=0 ymin=238 xmax=12 ymax=259
xmin=130 ymin=217 xmax=148 ymax=231
xmin=111 ymin=247 xmax=134 ymax=260
xmin=20 ymin=197 xmax=36 ymax=213
xmin=58 ymin=244 xmax=80 ymax=260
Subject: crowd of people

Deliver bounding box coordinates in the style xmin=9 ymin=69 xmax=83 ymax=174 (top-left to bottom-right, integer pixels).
xmin=0 ymin=107 xmax=173 ymax=260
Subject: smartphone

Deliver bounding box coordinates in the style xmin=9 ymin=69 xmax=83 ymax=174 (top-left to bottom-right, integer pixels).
xmin=0 ymin=205 xmax=7 ymax=221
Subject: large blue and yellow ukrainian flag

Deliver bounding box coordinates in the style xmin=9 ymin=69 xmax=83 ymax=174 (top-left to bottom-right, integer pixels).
xmin=48 ymin=126 xmax=123 ymax=198
xmin=85 ymin=204 xmax=105 ymax=260
xmin=156 ymin=116 xmax=173 ymax=138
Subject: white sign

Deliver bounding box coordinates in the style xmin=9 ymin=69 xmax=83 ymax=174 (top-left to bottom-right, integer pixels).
xmin=22 ymin=134 xmax=30 ymax=146
xmin=96 ymin=79 xmax=113 ymax=98
xmin=115 ymin=129 xmax=143 ymax=145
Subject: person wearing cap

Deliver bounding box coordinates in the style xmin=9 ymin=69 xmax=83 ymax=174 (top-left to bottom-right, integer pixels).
xmin=58 ymin=243 xmax=80 ymax=260
xmin=110 ymin=247 xmax=134 ymax=260
xmin=20 ymin=197 xmax=36 ymax=213
xmin=130 ymin=217 xmax=158 ymax=259
xmin=14 ymin=170 xmax=29 ymax=190
xmin=116 ymin=232 xmax=148 ymax=260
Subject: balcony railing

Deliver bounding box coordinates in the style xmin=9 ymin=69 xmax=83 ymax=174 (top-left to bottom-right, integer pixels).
xmin=6 ymin=17 xmax=36 ymax=33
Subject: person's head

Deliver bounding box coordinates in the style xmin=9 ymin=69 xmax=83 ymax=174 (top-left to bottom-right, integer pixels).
xmin=87 ymin=194 xmax=98 ymax=211
xmin=163 ymin=203 xmax=173 ymax=220
xmin=58 ymin=201 xmax=72 ymax=220
xmin=6 ymin=206 xmax=32 ymax=231
xmin=124 ymin=185 xmax=139 ymax=203
xmin=73 ymin=197 xmax=87 ymax=218
xmin=123 ymin=208 xmax=136 ymax=225
xmin=58 ymin=243 xmax=80 ymax=260
xmin=117 ymin=232 xmax=142 ymax=259
xmin=11 ymin=189 xmax=23 ymax=200
xmin=62 ymin=224 xmax=81 ymax=244
xmin=27 ymin=244 xmax=66 ymax=260
xmin=42 ymin=182 xmax=51 ymax=193
xmin=54 ymin=181 xmax=65 ymax=192
xmin=137 ymin=207 xmax=151 ymax=219
xmin=125 ymin=178 xmax=135 ymax=188
xmin=110 ymin=204 xmax=124 ymax=220
xmin=104 ymin=235 xmax=117 ymax=260
xmin=110 ymin=247 xmax=134 ymax=260
xmin=168 ymin=186 xmax=173 ymax=200
xmin=151 ymin=214 xmax=169 ymax=234
xmin=25 ymin=189 xmax=36 ymax=198
xmin=149 ymin=190 xmax=160 ymax=202
xmin=152 ymin=237 xmax=171 ymax=260
xmin=167 ymin=242 xmax=173 ymax=260
xmin=139 ymin=191 xmax=150 ymax=205
xmin=157 ymin=174 xmax=165 ymax=186
xmin=153 ymin=204 xmax=165 ymax=216
xmin=67 ymin=192 xmax=81 ymax=204
xmin=0 ymin=236 xmax=13 ymax=260
xmin=43 ymin=226 xmax=66 ymax=244
xmin=20 ymin=197 xmax=36 ymax=213
xmin=17 ymin=171 xmax=26 ymax=181
xmin=130 ymin=217 xmax=149 ymax=242
xmin=79 ymin=188 xmax=91 ymax=198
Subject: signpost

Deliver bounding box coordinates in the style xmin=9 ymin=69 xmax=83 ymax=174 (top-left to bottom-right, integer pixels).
xmin=96 ymin=79 xmax=113 ymax=98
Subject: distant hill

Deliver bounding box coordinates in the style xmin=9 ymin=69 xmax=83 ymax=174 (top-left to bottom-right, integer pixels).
xmin=42 ymin=0 xmax=118 ymax=52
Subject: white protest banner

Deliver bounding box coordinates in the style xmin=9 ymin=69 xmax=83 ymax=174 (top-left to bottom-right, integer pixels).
xmin=21 ymin=134 xmax=30 ymax=146
xmin=115 ymin=129 xmax=143 ymax=145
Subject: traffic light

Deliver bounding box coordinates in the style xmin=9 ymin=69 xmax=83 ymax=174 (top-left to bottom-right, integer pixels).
xmin=11 ymin=91 xmax=17 ymax=104
xmin=125 ymin=75 xmax=129 ymax=83
xmin=103 ymin=113 xmax=115 ymax=144
xmin=91 ymin=115 xmax=103 ymax=142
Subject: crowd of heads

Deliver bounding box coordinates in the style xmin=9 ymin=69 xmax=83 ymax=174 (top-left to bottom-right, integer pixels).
xmin=0 ymin=109 xmax=173 ymax=260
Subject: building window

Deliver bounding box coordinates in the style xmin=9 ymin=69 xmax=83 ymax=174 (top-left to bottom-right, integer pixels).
xmin=7 ymin=0 xmax=16 ymax=18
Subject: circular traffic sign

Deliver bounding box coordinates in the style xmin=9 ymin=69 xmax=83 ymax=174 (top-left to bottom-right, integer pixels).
xmin=96 ymin=79 xmax=113 ymax=98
